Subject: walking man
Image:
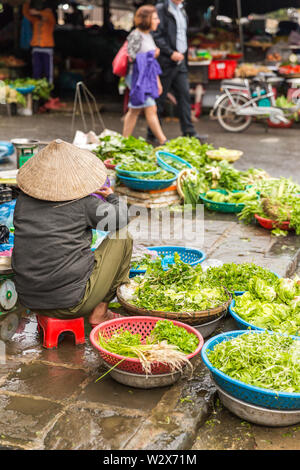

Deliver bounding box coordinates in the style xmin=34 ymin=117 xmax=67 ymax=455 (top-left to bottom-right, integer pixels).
xmin=147 ymin=0 xmax=205 ymax=143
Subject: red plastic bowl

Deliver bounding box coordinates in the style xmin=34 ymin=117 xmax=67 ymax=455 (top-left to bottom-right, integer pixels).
xmin=104 ymin=158 xmax=116 ymax=170
xmin=267 ymin=118 xmax=293 ymax=129
xmin=227 ymin=53 xmax=243 ymax=59
xmin=254 ymin=214 xmax=291 ymax=231
xmin=90 ymin=316 xmax=204 ymax=375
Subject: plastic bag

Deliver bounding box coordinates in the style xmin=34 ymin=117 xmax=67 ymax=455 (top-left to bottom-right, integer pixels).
xmin=0 ymin=200 xmax=16 ymax=231
xmin=91 ymin=230 xmax=108 ymax=252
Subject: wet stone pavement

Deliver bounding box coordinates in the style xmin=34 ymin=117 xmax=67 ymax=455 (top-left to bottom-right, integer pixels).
xmin=0 ymin=211 xmax=300 ymax=451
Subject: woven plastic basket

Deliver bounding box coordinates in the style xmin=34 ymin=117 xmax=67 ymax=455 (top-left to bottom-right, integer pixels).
xmin=156 ymin=150 xmax=193 ymax=175
xmin=117 ymin=286 xmax=232 ymax=325
xmin=201 ymin=330 xmax=300 ymax=410
xmin=117 ymin=171 xmax=177 ymax=191
xmin=200 ymin=189 xmax=250 ymax=213
xmin=90 ymin=316 xmax=204 ymax=375
xmin=130 ymin=246 xmax=206 ymax=277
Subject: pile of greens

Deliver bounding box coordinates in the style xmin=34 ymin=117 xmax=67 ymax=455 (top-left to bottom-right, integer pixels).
xmin=157 ymin=137 xmax=213 ymax=169
xmin=159 ymin=155 xmax=190 ymax=171
xmin=233 ymin=276 xmax=300 ymax=336
xmin=117 ymin=158 xmax=157 ymax=173
xmin=238 ymin=177 xmax=300 ymax=235
xmin=93 ymin=135 xmax=154 ymax=165
xmin=130 ymin=253 xmax=230 ymax=312
xmin=276 ymin=95 xmax=299 ymax=121
xmin=207 ymin=331 xmax=300 ymax=393
xmin=150 ymin=319 xmax=199 ymax=354
xmin=98 ymin=320 xmax=198 ymax=356
xmin=204 ymin=188 xmax=258 ymax=204
xmin=96 ymin=320 xmax=199 ymax=376
xmin=201 ymin=262 xmax=278 ymax=293
xmin=5 ymin=77 xmax=53 ymax=101
xmin=133 ymin=169 xmax=175 ymax=181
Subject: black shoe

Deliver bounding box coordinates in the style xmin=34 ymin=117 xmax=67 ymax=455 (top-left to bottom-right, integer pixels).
xmin=147 ymin=136 xmax=159 ymax=146
xmin=183 ymin=132 xmax=209 ymax=142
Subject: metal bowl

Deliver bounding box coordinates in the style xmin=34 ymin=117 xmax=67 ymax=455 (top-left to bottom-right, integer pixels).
xmin=102 ymin=360 xmax=182 ymax=389
xmin=193 ymin=313 xmax=225 ymax=339
xmin=216 ymin=386 xmax=300 ymax=427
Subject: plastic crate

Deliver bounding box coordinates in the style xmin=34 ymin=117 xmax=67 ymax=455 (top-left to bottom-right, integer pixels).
xmin=201 ymin=330 xmax=300 ymax=410
xmin=209 ymin=60 xmax=237 ymax=80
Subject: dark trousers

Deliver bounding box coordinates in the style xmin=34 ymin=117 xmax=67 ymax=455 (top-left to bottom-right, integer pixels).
xmin=32 ymin=48 xmax=53 ymax=84
xmin=148 ymin=62 xmax=195 ymax=139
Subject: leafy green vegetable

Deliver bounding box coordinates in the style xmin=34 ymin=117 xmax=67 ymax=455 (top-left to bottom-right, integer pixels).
xmin=207 ymin=331 xmax=300 ymax=393
xmin=99 ymin=328 xmax=142 ymax=358
xmin=238 ymin=177 xmax=300 ymax=234
xmin=233 ymin=276 xmax=300 ymax=336
xmin=5 ymin=77 xmax=53 ymax=101
xmin=160 ymin=156 xmax=190 ymax=171
xmin=94 ymin=135 xmax=153 ymax=165
xmin=133 ymin=170 xmax=175 ymax=181
xmin=97 ymin=323 xmax=197 ymax=375
xmin=117 ymin=160 xmax=157 ymax=172
xmin=130 ymin=253 xmax=230 ymax=312
xmin=150 ymin=320 xmax=199 ymax=354
xmin=200 ymin=262 xmax=278 ymax=293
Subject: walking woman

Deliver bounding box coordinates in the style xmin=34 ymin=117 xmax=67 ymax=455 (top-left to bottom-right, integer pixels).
xmin=122 ymin=5 xmax=168 ymax=145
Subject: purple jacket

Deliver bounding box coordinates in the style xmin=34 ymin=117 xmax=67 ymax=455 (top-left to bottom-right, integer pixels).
xmin=130 ymin=50 xmax=162 ymax=107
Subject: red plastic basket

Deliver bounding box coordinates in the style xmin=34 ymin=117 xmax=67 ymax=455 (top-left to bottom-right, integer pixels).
xmin=104 ymin=158 xmax=116 ymax=169
xmin=254 ymin=214 xmax=291 ymax=231
xmin=208 ymin=59 xmax=237 ymax=80
xmin=90 ymin=316 xmax=204 ymax=375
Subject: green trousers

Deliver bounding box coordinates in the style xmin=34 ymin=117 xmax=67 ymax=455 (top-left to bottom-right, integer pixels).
xmin=36 ymin=230 xmax=133 ymax=320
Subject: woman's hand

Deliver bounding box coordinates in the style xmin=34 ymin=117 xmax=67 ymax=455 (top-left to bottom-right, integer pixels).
xmin=154 ymin=47 xmax=160 ymax=58
xmin=94 ymin=187 xmax=114 ymax=198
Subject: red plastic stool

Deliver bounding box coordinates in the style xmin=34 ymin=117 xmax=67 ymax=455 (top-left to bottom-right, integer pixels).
xmin=36 ymin=315 xmax=86 ymax=349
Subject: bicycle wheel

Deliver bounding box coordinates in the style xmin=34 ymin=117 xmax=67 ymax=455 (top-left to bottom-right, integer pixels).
xmin=216 ymin=93 xmax=252 ymax=132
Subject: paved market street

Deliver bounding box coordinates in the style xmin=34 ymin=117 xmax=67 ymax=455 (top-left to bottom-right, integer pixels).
xmin=0 ymin=109 xmax=299 ymax=450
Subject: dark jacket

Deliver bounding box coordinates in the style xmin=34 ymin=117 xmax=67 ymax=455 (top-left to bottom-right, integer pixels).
xmin=12 ymin=192 xmax=128 ymax=310
xmin=130 ymin=50 xmax=162 ymax=106
xmin=152 ymin=0 xmax=188 ymax=71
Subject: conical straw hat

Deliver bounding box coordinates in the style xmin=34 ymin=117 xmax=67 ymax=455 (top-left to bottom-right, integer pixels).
xmin=17 ymin=139 xmax=108 ymax=202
